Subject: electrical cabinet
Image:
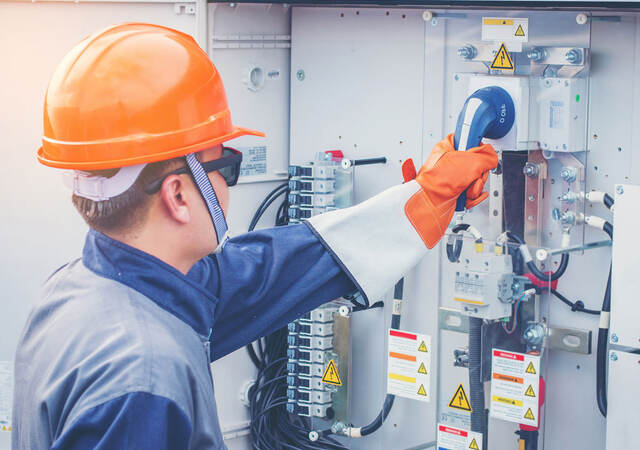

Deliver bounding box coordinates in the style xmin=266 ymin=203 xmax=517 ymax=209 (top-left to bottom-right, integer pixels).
xmin=2 ymin=2 xmax=640 ymax=450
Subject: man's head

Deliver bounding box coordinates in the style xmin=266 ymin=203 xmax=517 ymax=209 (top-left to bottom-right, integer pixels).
xmin=38 ymin=23 xmax=264 ymax=271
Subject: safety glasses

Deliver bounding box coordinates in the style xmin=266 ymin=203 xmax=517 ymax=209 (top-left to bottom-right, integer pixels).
xmin=144 ymin=147 xmax=243 ymax=194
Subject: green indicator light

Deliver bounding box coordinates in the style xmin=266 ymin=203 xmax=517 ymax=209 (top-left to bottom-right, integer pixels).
xmin=576 ymin=94 xmax=581 ymax=102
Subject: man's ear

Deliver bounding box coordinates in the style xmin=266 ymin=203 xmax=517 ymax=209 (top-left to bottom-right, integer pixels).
xmin=160 ymin=175 xmax=191 ymax=224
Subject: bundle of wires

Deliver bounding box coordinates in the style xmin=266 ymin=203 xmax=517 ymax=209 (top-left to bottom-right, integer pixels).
xmin=244 ymin=182 xmax=348 ymax=449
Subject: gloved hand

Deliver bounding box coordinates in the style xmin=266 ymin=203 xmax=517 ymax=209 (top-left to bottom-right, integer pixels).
xmin=306 ymin=133 xmax=497 ymax=305
xmin=401 ymin=134 xmax=498 ymax=248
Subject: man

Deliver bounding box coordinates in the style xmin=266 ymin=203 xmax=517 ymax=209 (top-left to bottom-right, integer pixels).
xmin=12 ymin=23 xmax=496 ymax=449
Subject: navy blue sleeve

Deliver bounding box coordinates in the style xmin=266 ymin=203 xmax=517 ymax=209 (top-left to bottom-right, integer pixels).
xmin=52 ymin=392 xmax=192 ymax=450
xmin=189 ymin=223 xmax=357 ymax=360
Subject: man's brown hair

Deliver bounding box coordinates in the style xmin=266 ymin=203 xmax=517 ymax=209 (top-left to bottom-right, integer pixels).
xmin=72 ymin=158 xmax=183 ymax=234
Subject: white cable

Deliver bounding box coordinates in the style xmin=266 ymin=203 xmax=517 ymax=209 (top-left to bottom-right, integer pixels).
xmin=585 ymin=215 xmax=607 ymax=231
xmin=466 ymin=225 xmax=483 ymax=242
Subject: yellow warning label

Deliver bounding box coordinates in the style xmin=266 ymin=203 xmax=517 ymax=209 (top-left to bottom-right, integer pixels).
xmin=484 ymin=18 xmax=514 ymax=25
xmin=525 ymin=385 xmax=536 ymax=397
xmin=321 ymin=359 xmax=342 ymax=386
xmin=418 ymin=362 xmax=428 ymax=375
xmin=515 ymin=24 xmax=525 ymax=37
xmin=448 ymin=383 xmax=473 ymax=412
xmin=524 ymin=407 xmax=536 ymax=420
xmin=490 ymin=43 xmax=515 ymax=71
xmin=469 ymin=438 xmax=480 ymax=450
xmin=418 ymin=340 xmax=428 ymax=352
xmin=417 ymin=384 xmax=427 ymax=396
xmin=525 ymin=362 xmax=537 ymax=374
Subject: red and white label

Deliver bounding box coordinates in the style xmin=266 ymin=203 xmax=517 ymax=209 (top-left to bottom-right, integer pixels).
xmin=490 ymin=349 xmax=540 ymax=427
xmin=437 ymin=424 xmax=482 ymax=450
xmin=387 ymin=329 xmax=431 ymax=402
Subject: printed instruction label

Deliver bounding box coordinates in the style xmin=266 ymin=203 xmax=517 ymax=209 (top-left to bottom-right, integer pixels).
xmin=0 ymin=361 xmax=13 ymax=432
xmin=437 ymin=424 xmax=483 ymax=450
xmin=482 ymin=17 xmax=528 ymax=43
xmin=387 ymin=329 xmax=431 ymax=402
xmin=239 ymin=146 xmax=267 ymax=177
xmin=490 ymin=349 xmax=540 ymax=427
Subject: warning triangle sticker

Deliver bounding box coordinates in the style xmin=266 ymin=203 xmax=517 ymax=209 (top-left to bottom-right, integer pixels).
xmin=418 ymin=362 xmax=428 ymax=375
xmin=525 ymin=385 xmax=536 ymax=397
xmin=490 ymin=43 xmax=515 ymax=71
xmin=448 ymin=383 xmax=473 ymax=412
xmin=524 ymin=407 xmax=536 ymax=420
xmin=515 ymin=24 xmax=525 ymax=37
xmin=469 ymin=438 xmax=480 ymax=450
xmin=525 ymin=362 xmax=537 ymax=374
xmin=321 ymin=359 xmax=342 ymax=386
xmin=418 ymin=341 xmax=428 ymax=352
xmin=417 ymin=384 xmax=427 ymax=396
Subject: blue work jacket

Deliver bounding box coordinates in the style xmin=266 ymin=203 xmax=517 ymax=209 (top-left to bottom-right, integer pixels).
xmin=12 ymin=223 xmax=356 ymax=449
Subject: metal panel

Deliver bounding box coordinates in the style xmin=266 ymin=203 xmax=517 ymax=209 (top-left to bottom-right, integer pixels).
xmin=610 ymin=184 xmax=640 ymax=348
xmin=606 ymin=350 xmax=640 ymax=450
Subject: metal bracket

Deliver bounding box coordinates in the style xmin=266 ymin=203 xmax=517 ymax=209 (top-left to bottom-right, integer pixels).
xmin=524 ymin=150 xmax=548 ymax=247
xmin=438 ymin=307 xmax=470 ymax=334
xmin=548 ymin=325 xmax=592 ymax=354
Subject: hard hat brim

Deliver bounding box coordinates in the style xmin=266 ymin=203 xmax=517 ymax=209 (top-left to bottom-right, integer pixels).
xmin=37 ymin=126 xmax=265 ymax=171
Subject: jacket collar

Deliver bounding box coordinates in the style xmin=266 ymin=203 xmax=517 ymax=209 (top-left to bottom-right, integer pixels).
xmin=82 ymin=229 xmax=218 ymax=337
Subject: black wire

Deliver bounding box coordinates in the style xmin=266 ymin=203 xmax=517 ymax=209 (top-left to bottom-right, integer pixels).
xmin=528 ymin=284 xmax=600 ymax=315
xmin=526 ymin=253 xmax=569 ymax=282
xmin=603 ymin=193 xmax=614 ymax=210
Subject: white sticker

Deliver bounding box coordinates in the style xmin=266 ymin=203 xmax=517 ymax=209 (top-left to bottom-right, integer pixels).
xmin=387 ymin=329 xmax=431 ymax=402
xmin=238 ymin=146 xmax=267 ymax=177
xmin=437 ymin=424 xmax=483 ymax=450
xmin=549 ymin=101 xmax=564 ymax=129
xmin=482 ymin=17 xmax=528 ymax=43
xmin=0 ymin=361 xmax=13 ymax=432
xmin=490 ymin=349 xmax=540 ymax=427
xmin=267 ymin=69 xmax=281 ymax=80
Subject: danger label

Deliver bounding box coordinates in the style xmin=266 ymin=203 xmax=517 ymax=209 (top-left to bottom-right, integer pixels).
xmin=321 ymin=359 xmax=342 ymax=386
xmin=490 ymin=43 xmax=515 ymax=71
xmin=437 ymin=424 xmax=483 ymax=450
xmin=387 ymin=329 xmax=431 ymax=402
xmin=490 ymin=349 xmax=540 ymax=426
xmin=449 ymin=383 xmax=472 ymax=412
xmin=482 ymin=17 xmax=528 ymax=43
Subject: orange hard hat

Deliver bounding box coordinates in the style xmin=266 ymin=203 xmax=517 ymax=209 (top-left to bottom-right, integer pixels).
xmin=37 ymin=23 xmax=264 ymax=170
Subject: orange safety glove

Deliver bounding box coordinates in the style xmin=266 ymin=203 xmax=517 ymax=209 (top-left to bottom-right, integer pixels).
xmin=402 ymin=134 xmax=498 ymax=249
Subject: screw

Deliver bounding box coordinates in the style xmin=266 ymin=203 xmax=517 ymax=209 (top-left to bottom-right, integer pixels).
xmin=457 ymin=45 xmax=477 ymax=60
xmin=296 ymin=70 xmax=305 ymax=81
xmin=308 ymin=431 xmax=319 ymax=442
xmin=528 ymin=215 xmax=534 ymax=221
xmin=431 ymin=17 xmax=438 ymax=26
xmin=560 ymin=192 xmax=577 ymax=203
xmin=552 ymin=208 xmax=563 ymax=221
xmin=610 ymin=352 xmax=618 ymax=361
xmin=528 ymin=195 xmax=535 ymax=201
xmin=526 ymin=47 xmax=547 ymax=62
xmin=616 ymin=185 xmax=624 ymax=195
xmin=560 ymin=166 xmax=577 ymax=182
xmin=565 ymin=48 xmax=582 ymax=64
xmin=229 ymin=2 xmax=237 ymax=7
xmin=611 ymin=333 xmax=619 ymax=343
xmin=523 ymin=162 xmax=539 ymax=178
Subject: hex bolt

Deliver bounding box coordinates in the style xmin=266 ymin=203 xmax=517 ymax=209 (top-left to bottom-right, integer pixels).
xmin=560 ymin=211 xmax=577 ymax=225
xmin=560 ymin=166 xmax=577 ymax=182
xmin=526 ymin=47 xmax=547 ymax=62
xmin=616 ymin=185 xmax=624 ymax=195
xmin=565 ymin=48 xmax=582 ymax=65
xmin=610 ymin=352 xmax=618 ymax=361
xmin=560 ymin=191 xmax=577 ymax=203
xmin=457 ymin=45 xmax=477 ymax=60
xmin=523 ymin=162 xmax=539 ymax=178
xmin=296 ymin=70 xmax=305 ymax=81
xmin=611 ymin=333 xmax=619 ymax=343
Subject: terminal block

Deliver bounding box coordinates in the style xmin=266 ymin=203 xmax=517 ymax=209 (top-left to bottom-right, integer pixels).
xmin=453 ymin=253 xmax=527 ymax=320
